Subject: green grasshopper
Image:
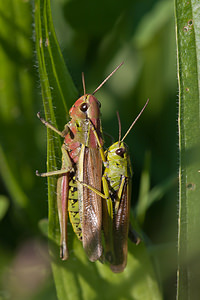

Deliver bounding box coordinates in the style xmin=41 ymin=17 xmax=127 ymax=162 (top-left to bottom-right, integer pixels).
xmin=36 ymin=63 xmax=123 ymax=262
xmin=80 ymin=99 xmax=149 ymax=272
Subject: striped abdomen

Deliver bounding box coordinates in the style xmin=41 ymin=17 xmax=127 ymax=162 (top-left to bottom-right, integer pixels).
xmin=68 ymin=176 xmax=82 ymax=241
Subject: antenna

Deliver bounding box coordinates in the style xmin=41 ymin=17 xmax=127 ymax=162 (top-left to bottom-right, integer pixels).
xmin=121 ymin=99 xmax=149 ymax=142
xmin=92 ymin=62 xmax=124 ymax=95
xmin=82 ymin=72 xmax=86 ymax=95
xmin=116 ymin=111 xmax=121 ymax=143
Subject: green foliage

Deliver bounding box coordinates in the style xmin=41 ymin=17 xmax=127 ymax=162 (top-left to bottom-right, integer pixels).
xmin=0 ymin=0 xmax=33 ymax=212
xmin=175 ymin=0 xmax=200 ymax=299
xmin=0 ymin=0 xmax=191 ymax=299
xmin=0 ymin=195 xmax=9 ymax=220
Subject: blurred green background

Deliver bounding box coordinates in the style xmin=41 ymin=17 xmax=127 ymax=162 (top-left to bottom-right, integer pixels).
xmin=0 ymin=0 xmax=177 ymax=299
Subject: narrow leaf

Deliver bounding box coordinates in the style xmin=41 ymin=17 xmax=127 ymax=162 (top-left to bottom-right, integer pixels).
xmin=175 ymin=0 xmax=200 ymax=299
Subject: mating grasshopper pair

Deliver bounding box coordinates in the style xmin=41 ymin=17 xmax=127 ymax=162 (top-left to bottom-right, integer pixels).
xmin=37 ymin=63 xmax=148 ymax=272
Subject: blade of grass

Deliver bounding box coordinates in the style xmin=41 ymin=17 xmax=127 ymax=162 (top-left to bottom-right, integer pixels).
xmin=175 ymin=0 xmax=200 ymax=299
xmin=35 ymin=0 xmax=79 ymax=298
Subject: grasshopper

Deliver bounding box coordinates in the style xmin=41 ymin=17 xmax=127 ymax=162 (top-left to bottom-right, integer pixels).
xmin=36 ymin=63 xmax=123 ymax=262
xmin=80 ymin=99 xmax=149 ymax=272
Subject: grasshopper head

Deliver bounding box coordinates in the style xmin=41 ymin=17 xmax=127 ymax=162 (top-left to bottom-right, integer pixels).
xmin=69 ymin=94 xmax=101 ymax=122
xmin=106 ymin=141 xmax=132 ymax=177
xmin=108 ymin=141 xmax=129 ymax=160
xmin=68 ymin=94 xmax=103 ymax=149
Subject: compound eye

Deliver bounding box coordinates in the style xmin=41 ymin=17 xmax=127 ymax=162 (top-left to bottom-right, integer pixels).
xmin=97 ymin=101 xmax=101 ymax=108
xmin=115 ymin=147 xmax=125 ymax=158
xmin=80 ymin=103 xmax=89 ymax=112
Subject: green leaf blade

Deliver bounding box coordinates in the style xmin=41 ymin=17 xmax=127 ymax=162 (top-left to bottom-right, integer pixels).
xmin=175 ymin=0 xmax=200 ymax=299
xmin=35 ymin=0 xmax=79 ymax=298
